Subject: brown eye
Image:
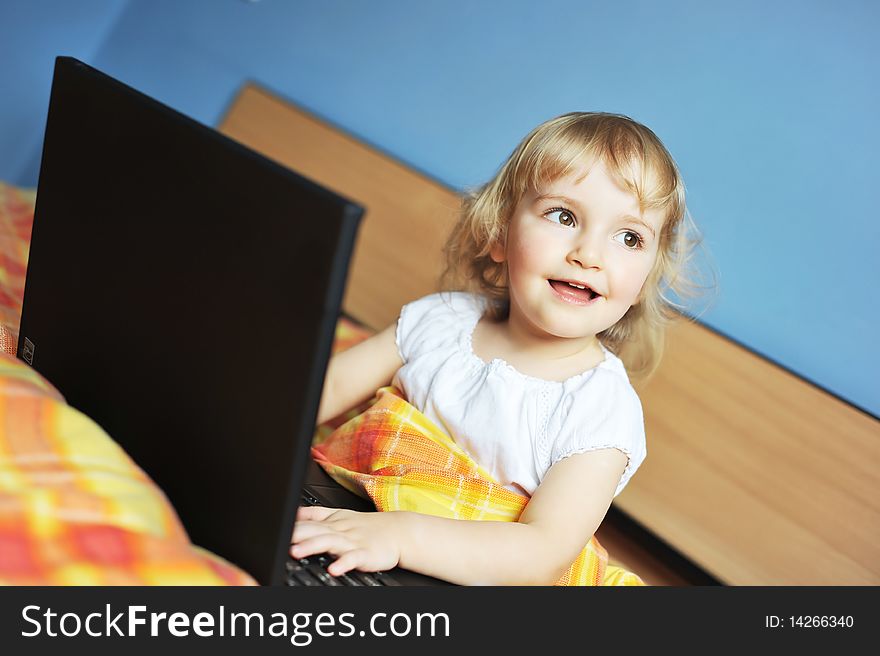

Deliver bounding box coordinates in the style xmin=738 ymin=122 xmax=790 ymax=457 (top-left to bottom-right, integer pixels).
xmin=616 ymin=231 xmax=643 ymax=249
xmin=545 ymin=209 xmax=575 ymax=227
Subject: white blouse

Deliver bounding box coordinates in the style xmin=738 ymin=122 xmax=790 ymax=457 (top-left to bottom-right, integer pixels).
xmin=391 ymin=291 xmax=647 ymax=498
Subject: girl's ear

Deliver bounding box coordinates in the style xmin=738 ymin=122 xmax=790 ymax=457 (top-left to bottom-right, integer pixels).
xmin=489 ymin=230 xmax=507 ymax=264
xmin=489 ymin=239 xmax=506 ymax=263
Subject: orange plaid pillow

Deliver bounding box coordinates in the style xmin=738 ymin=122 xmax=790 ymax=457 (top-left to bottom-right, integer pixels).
xmin=0 ymin=181 xmax=34 ymax=353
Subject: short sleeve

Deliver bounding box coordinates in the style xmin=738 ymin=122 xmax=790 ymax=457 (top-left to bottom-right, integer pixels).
xmin=549 ymin=370 xmax=647 ymax=498
xmin=395 ymin=291 xmax=484 ymax=364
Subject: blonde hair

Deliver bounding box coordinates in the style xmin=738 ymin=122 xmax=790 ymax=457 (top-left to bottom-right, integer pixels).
xmin=440 ymin=112 xmax=713 ymax=380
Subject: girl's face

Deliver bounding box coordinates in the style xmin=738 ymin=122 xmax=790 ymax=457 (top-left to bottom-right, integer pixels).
xmin=490 ymin=159 xmax=664 ymax=342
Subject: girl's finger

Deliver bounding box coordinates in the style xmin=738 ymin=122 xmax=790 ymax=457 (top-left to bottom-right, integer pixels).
xmin=290 ymin=533 xmax=351 ymax=560
xmin=327 ymin=549 xmax=369 ymax=576
xmin=291 ymin=521 xmax=328 ymax=544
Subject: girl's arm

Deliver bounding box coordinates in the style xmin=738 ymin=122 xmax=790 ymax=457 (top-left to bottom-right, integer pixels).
xmin=292 ymin=447 xmax=628 ymax=585
xmin=316 ymin=322 xmax=403 ymax=425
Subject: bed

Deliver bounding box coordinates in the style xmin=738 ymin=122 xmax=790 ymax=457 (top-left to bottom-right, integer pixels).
xmin=2 ymin=81 xmax=877 ymax=586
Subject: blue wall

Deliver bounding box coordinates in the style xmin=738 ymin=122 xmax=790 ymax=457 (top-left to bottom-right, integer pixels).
xmin=0 ymin=0 xmax=129 ymax=184
xmin=3 ymin=0 xmax=879 ymax=416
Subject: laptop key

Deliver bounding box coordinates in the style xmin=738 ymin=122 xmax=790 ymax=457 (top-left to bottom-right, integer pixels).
xmin=300 ymin=491 xmax=321 ymax=507
xmin=285 ymin=560 xmax=323 ymax=586
xmin=336 ymin=572 xmax=363 ymax=586
xmin=372 ymin=571 xmax=402 ymax=586
xmin=351 ymin=571 xmax=383 ymax=587
xmin=291 ymin=568 xmax=323 ymax=586
xmin=302 ymin=559 xmax=343 ymax=586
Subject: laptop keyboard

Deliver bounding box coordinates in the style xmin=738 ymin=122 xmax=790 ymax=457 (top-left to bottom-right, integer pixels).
xmin=286 ymin=491 xmax=401 ymax=586
xmin=285 ymin=555 xmax=399 ymax=586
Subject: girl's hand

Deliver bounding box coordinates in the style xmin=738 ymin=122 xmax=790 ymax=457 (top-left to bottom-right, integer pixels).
xmin=290 ymin=507 xmax=405 ymax=575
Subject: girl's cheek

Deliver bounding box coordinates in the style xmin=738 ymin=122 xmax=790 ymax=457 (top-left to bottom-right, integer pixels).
xmin=595 ymin=248 xmax=641 ymax=295
xmin=507 ymin=232 xmax=542 ymax=270
xmin=619 ymin=261 xmax=656 ymax=301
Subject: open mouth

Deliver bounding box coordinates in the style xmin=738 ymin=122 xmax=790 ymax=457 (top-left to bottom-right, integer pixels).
xmin=548 ymin=279 xmax=600 ymax=305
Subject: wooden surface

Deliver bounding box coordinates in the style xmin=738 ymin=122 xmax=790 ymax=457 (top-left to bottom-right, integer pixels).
xmin=218 ymin=83 xmax=880 ymax=585
xmin=623 ymin=319 xmax=880 ymax=585
xmin=219 ymin=84 xmax=458 ymax=331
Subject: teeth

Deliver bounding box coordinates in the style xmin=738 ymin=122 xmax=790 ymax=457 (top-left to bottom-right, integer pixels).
xmin=567 ymin=282 xmax=586 ymax=289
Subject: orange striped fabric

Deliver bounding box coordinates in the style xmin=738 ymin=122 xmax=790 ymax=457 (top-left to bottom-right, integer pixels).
xmin=312 ymin=386 xmax=645 ymax=586
xmin=0 ymin=182 xmax=34 ymax=354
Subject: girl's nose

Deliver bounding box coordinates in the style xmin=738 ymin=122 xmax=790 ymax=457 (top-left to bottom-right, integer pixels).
xmin=567 ymin=233 xmax=603 ymax=270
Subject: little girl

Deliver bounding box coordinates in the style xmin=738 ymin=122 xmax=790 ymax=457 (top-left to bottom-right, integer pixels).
xmin=291 ymin=111 xmax=700 ymax=585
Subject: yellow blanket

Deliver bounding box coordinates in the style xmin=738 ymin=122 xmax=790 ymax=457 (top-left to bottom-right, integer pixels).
xmin=312 ymin=386 xmax=645 ymax=586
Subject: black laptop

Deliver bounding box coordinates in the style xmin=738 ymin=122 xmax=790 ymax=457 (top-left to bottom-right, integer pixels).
xmin=17 ymin=57 xmax=448 ymax=586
